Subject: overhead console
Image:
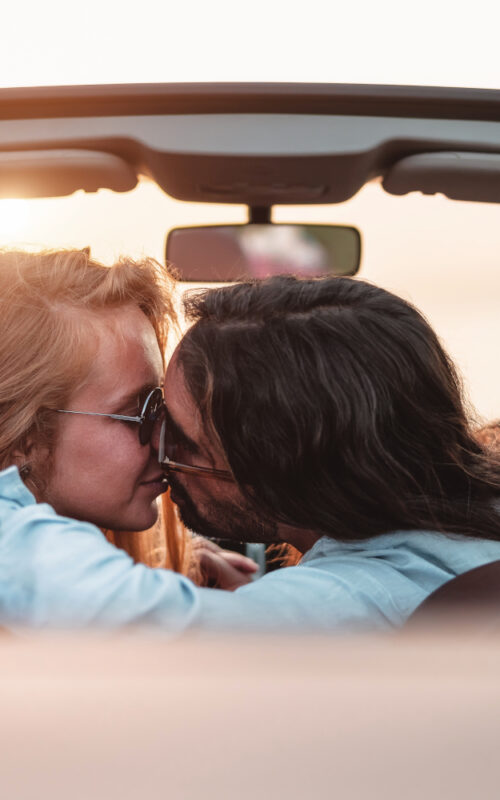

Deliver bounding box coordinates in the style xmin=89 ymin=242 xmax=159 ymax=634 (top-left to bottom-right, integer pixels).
xmin=0 ymin=83 xmax=499 ymax=204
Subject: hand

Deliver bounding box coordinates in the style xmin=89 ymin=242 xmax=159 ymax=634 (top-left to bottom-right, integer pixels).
xmin=190 ymin=536 xmax=259 ymax=591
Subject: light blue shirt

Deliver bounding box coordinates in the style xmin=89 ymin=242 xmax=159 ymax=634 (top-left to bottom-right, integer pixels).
xmin=2 ymin=465 xmax=500 ymax=632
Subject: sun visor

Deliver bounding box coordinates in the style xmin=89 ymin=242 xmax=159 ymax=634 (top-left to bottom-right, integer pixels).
xmin=0 ymin=149 xmax=137 ymax=199
xmin=383 ymin=151 xmax=500 ymax=203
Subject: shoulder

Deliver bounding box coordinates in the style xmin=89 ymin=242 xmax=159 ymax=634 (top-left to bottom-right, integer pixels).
xmin=0 ymin=467 xmax=200 ymax=630
xmin=221 ymin=530 xmax=480 ymax=631
xmin=197 ymin=551 xmax=403 ymax=632
xmin=0 ymin=465 xmax=110 ymax=552
xmin=0 ymin=466 xmax=108 ymax=558
xmin=0 ymin=465 xmax=38 ymax=509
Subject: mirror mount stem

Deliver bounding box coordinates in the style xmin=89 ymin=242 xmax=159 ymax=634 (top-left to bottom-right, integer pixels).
xmin=248 ymin=205 xmax=272 ymax=224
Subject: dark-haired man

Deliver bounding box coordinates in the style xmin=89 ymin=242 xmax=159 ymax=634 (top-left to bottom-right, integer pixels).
xmin=153 ymin=275 xmax=500 ymax=630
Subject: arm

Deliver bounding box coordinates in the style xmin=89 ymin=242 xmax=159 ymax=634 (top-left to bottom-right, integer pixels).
xmin=2 ymin=501 xmax=200 ymax=631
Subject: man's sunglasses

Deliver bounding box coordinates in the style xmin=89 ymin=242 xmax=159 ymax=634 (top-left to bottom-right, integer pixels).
xmin=58 ymin=386 xmax=234 ymax=481
xmin=158 ymin=416 xmax=234 ymax=482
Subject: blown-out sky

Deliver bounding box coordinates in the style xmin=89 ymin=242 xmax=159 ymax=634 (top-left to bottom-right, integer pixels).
xmin=1 ymin=0 xmax=499 ymax=89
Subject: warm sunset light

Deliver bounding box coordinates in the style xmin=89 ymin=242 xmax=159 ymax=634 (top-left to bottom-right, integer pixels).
xmin=0 ymin=199 xmax=30 ymax=241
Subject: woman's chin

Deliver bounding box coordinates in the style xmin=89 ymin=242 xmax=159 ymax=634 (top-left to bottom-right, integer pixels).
xmin=103 ymin=501 xmax=160 ymax=534
xmin=126 ymin=505 xmax=160 ymax=533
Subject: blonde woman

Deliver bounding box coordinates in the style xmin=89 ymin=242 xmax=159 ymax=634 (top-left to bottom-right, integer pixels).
xmin=0 ymin=248 xmax=255 ymax=586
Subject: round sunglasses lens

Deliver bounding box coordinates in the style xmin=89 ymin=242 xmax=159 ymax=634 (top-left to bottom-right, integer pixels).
xmin=139 ymin=388 xmax=165 ymax=446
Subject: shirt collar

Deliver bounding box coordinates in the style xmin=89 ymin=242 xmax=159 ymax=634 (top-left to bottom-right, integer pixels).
xmin=300 ymin=535 xmax=345 ymax=563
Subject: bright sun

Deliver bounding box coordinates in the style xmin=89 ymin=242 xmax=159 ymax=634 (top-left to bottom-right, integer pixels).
xmin=0 ymin=199 xmax=30 ymax=242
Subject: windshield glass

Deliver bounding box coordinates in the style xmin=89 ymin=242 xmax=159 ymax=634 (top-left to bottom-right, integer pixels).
xmin=1 ymin=180 xmax=498 ymax=421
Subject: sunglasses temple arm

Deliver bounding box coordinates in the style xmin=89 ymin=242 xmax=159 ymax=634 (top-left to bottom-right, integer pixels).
xmin=57 ymin=410 xmax=143 ymax=423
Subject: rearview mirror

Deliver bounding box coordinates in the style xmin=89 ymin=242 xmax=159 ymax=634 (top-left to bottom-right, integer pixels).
xmin=166 ymin=224 xmax=361 ymax=282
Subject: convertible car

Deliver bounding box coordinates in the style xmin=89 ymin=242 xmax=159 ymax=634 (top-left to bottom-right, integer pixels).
xmin=1 ymin=82 xmax=500 ymax=799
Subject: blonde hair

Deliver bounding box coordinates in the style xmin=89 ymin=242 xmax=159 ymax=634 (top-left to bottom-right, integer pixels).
xmin=0 ymin=248 xmax=190 ymax=572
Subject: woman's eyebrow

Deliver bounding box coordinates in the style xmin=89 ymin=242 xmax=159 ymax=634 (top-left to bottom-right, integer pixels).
xmin=114 ymin=383 xmax=157 ymax=411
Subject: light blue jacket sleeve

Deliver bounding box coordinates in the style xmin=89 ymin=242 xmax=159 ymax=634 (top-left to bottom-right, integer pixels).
xmin=0 ymin=466 xmax=393 ymax=633
xmin=197 ymin=562 xmax=398 ymax=632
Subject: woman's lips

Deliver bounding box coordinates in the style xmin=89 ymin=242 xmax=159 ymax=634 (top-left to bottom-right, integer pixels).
xmin=140 ymin=476 xmax=168 ymax=493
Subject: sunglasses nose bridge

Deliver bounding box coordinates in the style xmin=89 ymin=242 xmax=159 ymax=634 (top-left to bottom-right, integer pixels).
xmin=139 ymin=388 xmax=165 ymax=447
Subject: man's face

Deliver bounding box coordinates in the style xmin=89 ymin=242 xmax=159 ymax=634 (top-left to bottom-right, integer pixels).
xmin=158 ymin=349 xmax=279 ymax=544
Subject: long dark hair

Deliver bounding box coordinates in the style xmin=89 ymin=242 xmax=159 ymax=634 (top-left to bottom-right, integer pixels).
xmin=178 ymin=275 xmax=500 ymax=541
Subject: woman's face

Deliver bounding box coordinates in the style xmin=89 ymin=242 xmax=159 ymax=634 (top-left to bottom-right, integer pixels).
xmin=41 ymin=305 xmax=166 ymax=532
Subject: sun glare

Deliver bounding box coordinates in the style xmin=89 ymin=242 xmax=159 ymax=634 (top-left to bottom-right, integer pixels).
xmin=0 ymin=199 xmax=30 ymax=242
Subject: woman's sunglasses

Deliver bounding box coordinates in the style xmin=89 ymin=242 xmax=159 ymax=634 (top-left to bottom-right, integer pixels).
xmin=57 ymin=387 xmax=234 ymax=481
xmin=57 ymin=386 xmax=165 ymax=446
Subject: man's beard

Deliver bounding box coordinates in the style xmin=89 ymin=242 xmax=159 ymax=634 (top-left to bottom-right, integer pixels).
xmin=167 ymin=473 xmax=278 ymax=544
